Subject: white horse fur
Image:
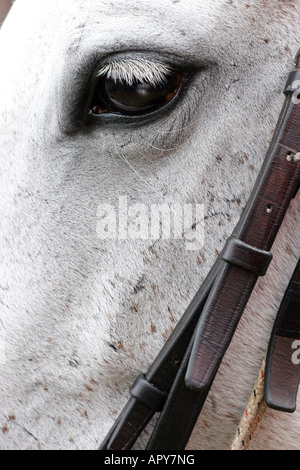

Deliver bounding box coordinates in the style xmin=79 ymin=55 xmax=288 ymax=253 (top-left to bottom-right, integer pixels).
xmin=0 ymin=0 xmax=299 ymax=450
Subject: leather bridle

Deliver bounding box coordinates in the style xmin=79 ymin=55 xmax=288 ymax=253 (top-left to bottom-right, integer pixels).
xmin=100 ymin=49 xmax=300 ymax=450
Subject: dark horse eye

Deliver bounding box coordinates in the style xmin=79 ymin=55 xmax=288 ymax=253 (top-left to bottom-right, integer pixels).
xmin=91 ymin=71 xmax=181 ymax=116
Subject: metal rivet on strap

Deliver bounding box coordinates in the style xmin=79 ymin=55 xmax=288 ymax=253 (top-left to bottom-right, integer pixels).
xmin=286 ymin=152 xmax=300 ymax=162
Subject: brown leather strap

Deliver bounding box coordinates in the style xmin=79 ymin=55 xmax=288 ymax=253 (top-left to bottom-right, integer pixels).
xmin=100 ymin=59 xmax=300 ymax=451
xmin=146 ymin=71 xmax=300 ymax=448
xmin=185 ymin=85 xmax=300 ymax=390
xmin=265 ymin=259 xmax=300 ymax=413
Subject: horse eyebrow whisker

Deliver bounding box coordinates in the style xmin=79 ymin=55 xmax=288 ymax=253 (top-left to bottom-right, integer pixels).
xmin=94 ymin=58 xmax=172 ymax=86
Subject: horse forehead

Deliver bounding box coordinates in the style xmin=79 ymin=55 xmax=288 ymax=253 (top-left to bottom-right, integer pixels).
xmin=16 ymin=0 xmax=228 ymax=22
xmin=1 ymin=0 xmax=288 ymax=64
xmin=2 ymin=0 xmax=294 ymax=50
xmin=2 ymin=0 xmax=242 ymax=50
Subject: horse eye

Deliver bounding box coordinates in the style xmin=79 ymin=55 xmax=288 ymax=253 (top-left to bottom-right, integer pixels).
xmin=91 ymin=71 xmax=182 ymax=116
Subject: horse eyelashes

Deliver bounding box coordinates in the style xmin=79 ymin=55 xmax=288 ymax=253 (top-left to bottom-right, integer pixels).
xmin=94 ymin=58 xmax=173 ymax=86
xmin=90 ymin=58 xmax=182 ymax=116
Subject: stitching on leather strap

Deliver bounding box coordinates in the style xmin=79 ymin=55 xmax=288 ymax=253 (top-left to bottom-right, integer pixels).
xmin=221 ymin=236 xmax=273 ymax=276
xmin=130 ymin=375 xmax=167 ymax=411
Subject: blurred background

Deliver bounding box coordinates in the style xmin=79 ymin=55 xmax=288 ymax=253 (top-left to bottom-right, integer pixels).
xmin=0 ymin=0 xmax=12 ymax=26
